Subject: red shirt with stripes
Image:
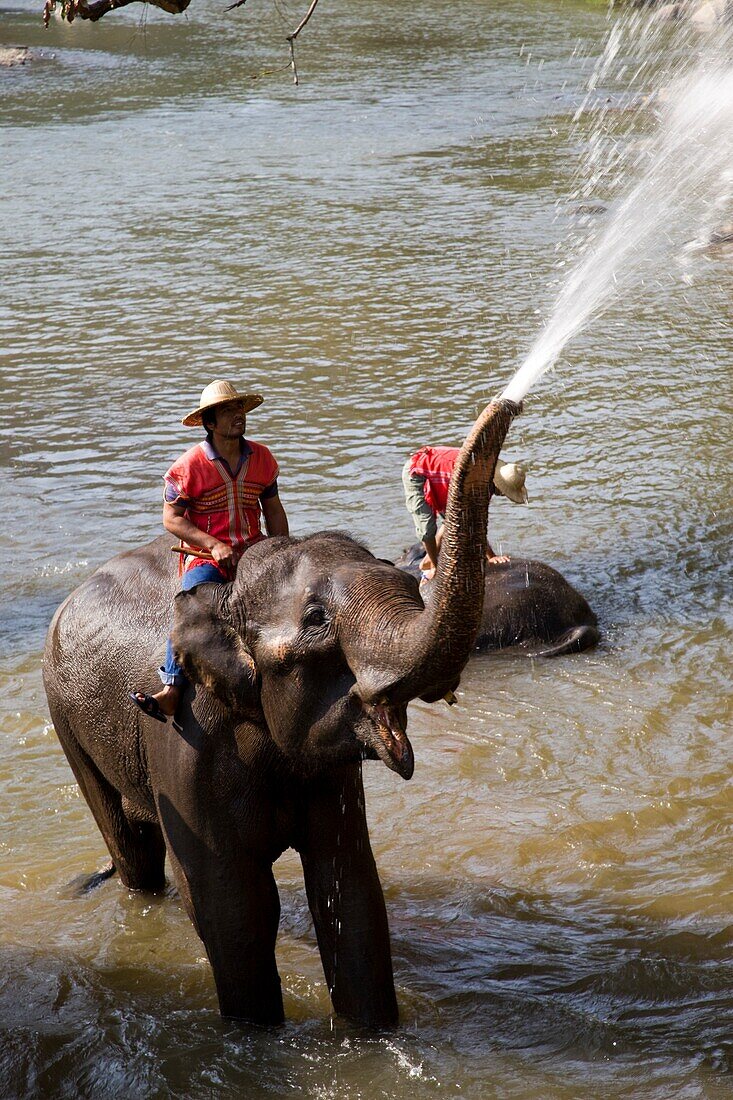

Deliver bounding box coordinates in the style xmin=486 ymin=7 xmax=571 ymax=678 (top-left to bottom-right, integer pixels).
xmin=164 ymin=438 xmax=279 ymax=573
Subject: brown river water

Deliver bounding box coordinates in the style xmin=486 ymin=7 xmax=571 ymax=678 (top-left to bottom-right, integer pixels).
xmin=1 ymin=0 xmax=732 ymax=1095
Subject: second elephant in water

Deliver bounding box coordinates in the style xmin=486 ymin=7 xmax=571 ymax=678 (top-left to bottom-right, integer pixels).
xmin=396 ymin=543 xmax=599 ymax=657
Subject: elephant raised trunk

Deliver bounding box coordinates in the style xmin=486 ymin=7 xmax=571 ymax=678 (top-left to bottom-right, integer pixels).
xmin=349 ymin=398 xmax=520 ymax=708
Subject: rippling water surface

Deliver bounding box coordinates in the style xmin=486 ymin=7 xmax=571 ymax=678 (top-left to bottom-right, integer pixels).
xmin=1 ymin=0 xmax=731 ymax=1095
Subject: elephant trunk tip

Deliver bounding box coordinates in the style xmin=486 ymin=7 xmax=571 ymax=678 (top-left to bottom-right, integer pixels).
xmin=498 ymin=397 xmax=523 ymax=418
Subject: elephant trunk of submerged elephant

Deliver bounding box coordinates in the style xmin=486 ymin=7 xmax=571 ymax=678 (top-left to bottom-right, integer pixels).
xmin=354 ymin=398 xmax=520 ymax=706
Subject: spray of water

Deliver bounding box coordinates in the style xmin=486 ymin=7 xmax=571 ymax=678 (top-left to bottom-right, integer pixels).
xmin=500 ymin=18 xmax=733 ymax=405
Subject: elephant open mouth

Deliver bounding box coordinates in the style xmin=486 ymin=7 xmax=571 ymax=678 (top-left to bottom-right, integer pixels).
xmin=361 ymin=702 xmax=414 ymax=780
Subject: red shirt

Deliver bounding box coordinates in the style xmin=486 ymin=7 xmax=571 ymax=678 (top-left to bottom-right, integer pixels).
xmin=164 ymin=438 xmax=279 ymax=573
xmin=408 ymin=446 xmax=460 ymax=516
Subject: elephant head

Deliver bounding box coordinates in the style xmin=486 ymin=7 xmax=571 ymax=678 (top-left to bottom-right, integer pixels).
xmin=172 ymin=398 xmax=520 ymax=781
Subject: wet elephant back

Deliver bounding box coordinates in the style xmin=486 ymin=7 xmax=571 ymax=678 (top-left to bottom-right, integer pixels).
xmin=43 ymin=536 xmax=182 ymax=792
xmin=46 ymin=535 xmax=180 ymax=668
xmin=478 ymin=559 xmax=597 ymax=648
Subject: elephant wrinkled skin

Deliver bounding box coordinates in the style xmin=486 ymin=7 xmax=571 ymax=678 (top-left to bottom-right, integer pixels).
xmin=43 ymin=400 xmax=519 ymax=1027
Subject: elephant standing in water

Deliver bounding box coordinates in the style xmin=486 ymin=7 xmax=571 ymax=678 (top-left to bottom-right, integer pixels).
xmin=44 ymin=400 xmax=518 ymax=1027
xmin=396 ymin=545 xmax=599 ymax=656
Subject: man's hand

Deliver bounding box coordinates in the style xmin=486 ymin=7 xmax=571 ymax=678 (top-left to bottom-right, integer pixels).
xmin=210 ymin=540 xmax=237 ymax=579
xmin=163 ymin=504 xmax=237 ymax=578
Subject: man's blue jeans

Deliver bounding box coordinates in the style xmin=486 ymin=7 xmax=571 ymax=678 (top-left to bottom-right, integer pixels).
xmin=159 ymin=562 xmax=225 ymax=688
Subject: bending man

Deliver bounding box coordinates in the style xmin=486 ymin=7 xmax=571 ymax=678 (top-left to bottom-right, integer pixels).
xmin=403 ymin=446 xmax=527 ymax=580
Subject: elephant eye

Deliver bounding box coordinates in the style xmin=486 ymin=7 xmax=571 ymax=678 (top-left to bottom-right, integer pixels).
xmin=302 ymin=604 xmax=327 ymax=629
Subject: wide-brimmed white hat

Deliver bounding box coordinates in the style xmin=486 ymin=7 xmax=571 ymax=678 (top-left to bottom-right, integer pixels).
xmin=493 ymin=460 xmax=529 ymax=504
xmin=182 ymin=380 xmax=264 ymax=427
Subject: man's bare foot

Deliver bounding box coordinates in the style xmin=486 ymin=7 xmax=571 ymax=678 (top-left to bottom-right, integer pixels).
xmin=130 ymin=685 xmax=180 ymax=722
xmin=487 ymin=555 xmax=510 ymax=565
xmin=149 ymin=685 xmax=180 ymax=716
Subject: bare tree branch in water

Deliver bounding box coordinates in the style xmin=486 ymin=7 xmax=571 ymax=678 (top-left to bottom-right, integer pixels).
xmin=286 ymin=0 xmax=320 ymax=85
xmin=238 ymin=0 xmax=322 ymax=84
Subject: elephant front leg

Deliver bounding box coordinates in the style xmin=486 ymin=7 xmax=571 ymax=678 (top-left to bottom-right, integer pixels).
xmin=156 ymin=792 xmax=285 ymax=1025
xmin=200 ymin=857 xmax=284 ymax=1025
xmin=300 ymin=767 xmax=399 ymax=1028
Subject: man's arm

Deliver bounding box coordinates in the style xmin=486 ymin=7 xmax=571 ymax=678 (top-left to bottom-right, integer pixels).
xmin=261 ymin=494 xmax=289 ymax=537
xmin=163 ymin=502 xmax=237 ymax=577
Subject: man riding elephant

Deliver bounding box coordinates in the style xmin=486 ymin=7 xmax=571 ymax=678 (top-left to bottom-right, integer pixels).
xmin=130 ymin=379 xmax=289 ymax=724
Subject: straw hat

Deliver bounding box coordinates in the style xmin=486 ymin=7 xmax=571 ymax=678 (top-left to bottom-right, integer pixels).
xmin=182 ymin=380 xmax=264 ymax=427
xmin=493 ymin=460 xmax=529 ymax=504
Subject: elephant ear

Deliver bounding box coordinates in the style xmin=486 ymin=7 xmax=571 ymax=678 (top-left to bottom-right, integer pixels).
xmin=172 ymin=585 xmax=259 ymax=716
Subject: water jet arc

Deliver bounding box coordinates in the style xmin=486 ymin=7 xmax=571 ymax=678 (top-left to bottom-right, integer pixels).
xmin=498 ymin=44 xmax=733 ymax=406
